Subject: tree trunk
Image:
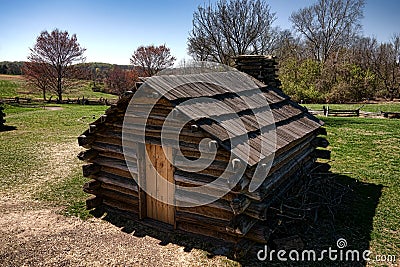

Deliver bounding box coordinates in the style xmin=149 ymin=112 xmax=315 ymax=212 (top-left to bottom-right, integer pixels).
xmin=57 ymin=69 xmax=63 ymax=102
xmin=43 ymin=87 xmax=46 ymax=101
xmin=58 ymin=91 xmax=62 ymax=102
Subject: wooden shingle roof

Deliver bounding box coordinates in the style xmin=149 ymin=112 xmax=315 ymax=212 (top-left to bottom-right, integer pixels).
xmin=133 ymin=71 xmax=323 ymax=166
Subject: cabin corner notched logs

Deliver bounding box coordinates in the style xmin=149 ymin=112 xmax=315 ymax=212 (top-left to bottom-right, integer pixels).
xmin=234 ymin=55 xmax=281 ymax=88
xmin=78 ymin=66 xmax=329 ymax=245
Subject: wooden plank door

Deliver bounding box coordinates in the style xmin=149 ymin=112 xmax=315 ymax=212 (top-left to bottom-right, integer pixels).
xmin=145 ymin=144 xmax=175 ymax=225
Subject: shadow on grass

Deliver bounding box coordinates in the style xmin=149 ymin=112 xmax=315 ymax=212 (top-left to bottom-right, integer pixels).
xmin=90 ymin=172 xmax=382 ymax=267
xmin=0 ymin=125 xmax=17 ymax=132
xmin=245 ymin=173 xmax=383 ymax=267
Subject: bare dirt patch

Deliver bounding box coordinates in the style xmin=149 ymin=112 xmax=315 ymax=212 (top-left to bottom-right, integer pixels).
xmin=0 ymin=199 xmax=213 ymax=266
xmin=0 ymin=74 xmax=25 ymax=81
xmin=44 ymin=106 xmax=64 ymax=111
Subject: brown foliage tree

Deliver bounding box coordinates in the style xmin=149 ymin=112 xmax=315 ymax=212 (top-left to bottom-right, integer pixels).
xmin=130 ymin=45 xmax=176 ymax=76
xmin=22 ymin=62 xmax=51 ymax=100
xmin=105 ymin=66 xmax=138 ymax=95
xmin=25 ymin=29 xmax=86 ymax=101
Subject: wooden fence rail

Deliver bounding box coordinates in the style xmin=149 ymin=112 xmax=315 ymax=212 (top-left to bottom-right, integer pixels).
xmin=1 ymin=97 xmax=32 ymax=104
xmin=0 ymin=96 xmax=116 ymax=106
xmin=323 ymin=106 xmax=360 ymax=117
xmin=381 ymin=111 xmax=400 ymax=119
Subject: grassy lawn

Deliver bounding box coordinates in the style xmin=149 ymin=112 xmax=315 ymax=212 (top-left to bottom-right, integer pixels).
xmin=0 ymin=78 xmax=26 ymax=98
xmin=0 ymin=74 xmax=118 ymax=100
xmin=0 ymin=104 xmax=109 ymax=219
xmin=321 ymin=116 xmax=400 ymax=259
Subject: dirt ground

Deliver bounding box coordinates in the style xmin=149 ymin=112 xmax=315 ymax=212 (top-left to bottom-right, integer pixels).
xmin=0 ymin=74 xmax=25 ymax=81
xmin=0 ymin=198 xmax=223 ymax=266
xmin=43 ymin=106 xmax=64 ymax=111
xmin=0 ymin=142 xmax=234 ymax=267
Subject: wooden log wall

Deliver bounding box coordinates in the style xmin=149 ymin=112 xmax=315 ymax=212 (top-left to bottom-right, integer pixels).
xmin=79 ymin=93 xmax=138 ymax=215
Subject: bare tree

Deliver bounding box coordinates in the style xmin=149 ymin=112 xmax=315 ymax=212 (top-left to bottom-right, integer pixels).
xmin=130 ymin=45 xmax=176 ymax=76
xmin=26 ymin=29 xmax=86 ymax=101
xmin=370 ymin=35 xmax=400 ymax=100
xmin=290 ymin=0 xmax=365 ymax=63
xmin=348 ymin=36 xmax=377 ymax=68
xmin=273 ymin=29 xmax=307 ymax=60
xmin=187 ymin=0 xmax=276 ymax=65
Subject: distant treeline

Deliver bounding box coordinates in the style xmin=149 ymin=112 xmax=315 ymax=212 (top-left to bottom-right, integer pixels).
xmin=0 ymin=61 xmax=133 ymax=76
xmin=77 ymin=62 xmax=135 ymax=81
xmin=0 ymin=61 xmax=25 ymax=75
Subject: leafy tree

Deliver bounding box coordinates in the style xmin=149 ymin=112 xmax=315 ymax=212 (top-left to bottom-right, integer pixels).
xmin=344 ymin=35 xmax=400 ymax=100
xmin=0 ymin=64 xmax=7 ymax=74
xmin=280 ymin=58 xmax=325 ymax=103
xmin=327 ymin=63 xmax=376 ymax=102
xmin=25 ymin=29 xmax=86 ymax=101
xmin=0 ymin=62 xmax=24 ymax=75
xmin=278 ymin=0 xmax=380 ymax=103
xmin=187 ymin=0 xmax=276 ymax=65
xmin=130 ymin=45 xmax=176 ymax=76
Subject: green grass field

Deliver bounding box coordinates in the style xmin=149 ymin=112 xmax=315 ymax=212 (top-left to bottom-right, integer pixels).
xmin=0 ymin=74 xmax=118 ymax=100
xmin=322 ymin=116 xmax=399 ymax=258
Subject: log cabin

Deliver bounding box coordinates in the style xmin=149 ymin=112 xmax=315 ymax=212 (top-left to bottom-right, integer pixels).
xmin=78 ymin=60 xmax=329 ymax=245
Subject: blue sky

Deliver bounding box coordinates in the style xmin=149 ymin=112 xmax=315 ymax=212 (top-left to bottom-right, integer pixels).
xmin=0 ymin=0 xmax=399 ymax=65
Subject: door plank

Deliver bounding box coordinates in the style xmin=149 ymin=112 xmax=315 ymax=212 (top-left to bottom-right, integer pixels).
xmin=137 ymin=143 xmax=147 ymax=219
xmin=145 ymin=144 xmax=175 ymax=225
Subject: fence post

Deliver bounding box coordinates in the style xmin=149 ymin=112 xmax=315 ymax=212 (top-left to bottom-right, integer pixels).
xmin=0 ymin=105 xmax=5 ymax=127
